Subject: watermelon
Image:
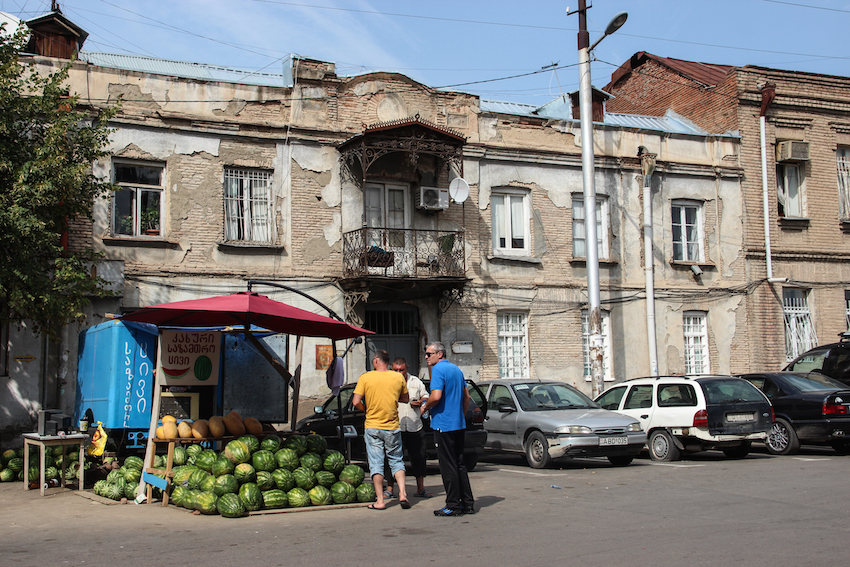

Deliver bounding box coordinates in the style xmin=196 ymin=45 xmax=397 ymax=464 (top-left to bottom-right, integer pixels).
xmin=355 ymin=482 xmax=377 ymax=503
xmin=256 ymin=470 xmax=275 ymax=491
xmin=212 ymin=456 xmax=235 ymax=477
xmin=124 ymin=455 xmax=144 ymax=471
xmin=0 ymin=468 xmax=13 ymax=482
xmin=217 ymin=493 xmax=245 ymax=518
xmin=199 ymin=474 xmax=217 ymax=493
xmin=27 ymin=467 xmax=39 ymax=482
xmin=287 ymin=487 xmax=310 ymax=507
xmin=305 ymin=433 xmax=328 ymax=454
xmin=274 ymin=448 xmax=300 ymax=471
xmin=93 ymin=480 xmax=108 ymax=497
xmin=153 ymin=455 xmax=167 ymax=469
xmin=124 ymin=482 xmax=139 ymax=500
xmin=292 ymin=467 xmax=316 ymax=491
xmin=172 ymin=465 xmax=199 ymax=486
xmin=234 ymin=463 xmax=256 ymax=484
xmin=195 ymin=491 xmax=218 ymax=514
xmin=237 ymin=435 xmax=260 ymax=454
xmin=214 ymin=474 xmax=239 ymax=496
xmin=2 ymin=449 xmax=16 ymax=464
xmin=308 ymin=485 xmax=333 ymax=506
xmin=184 ymin=489 xmax=201 ymax=510
xmin=45 ymin=466 xmax=59 ymax=480
xmin=300 ymin=452 xmax=323 ymax=472
xmin=283 ymin=435 xmax=308 ymax=456
xmin=330 ymin=481 xmax=356 ymax=504
xmin=185 ymin=444 xmax=204 ymax=459
xmin=260 ymin=434 xmax=282 ymax=453
xmin=188 ymin=469 xmax=211 ymax=490
xmin=252 ymin=450 xmax=276 ymax=472
xmin=66 ymin=450 xmax=79 ymax=462
xmin=172 ymin=446 xmax=188 ymax=466
xmin=238 ymin=482 xmax=262 ymax=511
xmin=339 ymin=464 xmax=365 ymax=487
xmin=195 ymin=449 xmax=217 ymax=472
xmin=123 ymin=467 xmax=142 ymax=485
xmin=42 ymin=454 xmax=55 ymax=469
xmin=271 ymin=468 xmax=295 ymax=492
xmin=104 ymin=483 xmax=123 ymax=501
xmin=224 ymin=440 xmax=250 ymax=464
xmin=315 ymin=470 xmax=336 ymax=488
xmin=262 ymin=489 xmax=288 ymax=509
xmin=7 ymin=458 xmax=23 ymax=472
xmin=107 ymin=469 xmax=123 ymax=483
xmin=323 ymin=451 xmax=345 ymax=474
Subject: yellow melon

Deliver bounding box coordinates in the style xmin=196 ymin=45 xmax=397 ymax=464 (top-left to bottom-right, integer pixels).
xmin=191 ymin=419 xmax=211 ymax=439
xmin=243 ymin=417 xmax=263 ymax=435
xmin=227 ymin=410 xmax=243 ymax=422
xmin=161 ymin=420 xmax=179 ymax=439
xmin=177 ymin=421 xmax=193 ymax=439
xmin=223 ymin=414 xmax=246 ymax=436
xmin=208 ymin=416 xmax=226 ymax=437
xmin=155 ymin=425 xmax=165 ymax=440
xmin=161 ymin=415 xmax=177 ymax=424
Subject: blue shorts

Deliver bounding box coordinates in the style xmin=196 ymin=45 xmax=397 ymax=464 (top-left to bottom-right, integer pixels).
xmin=364 ymin=428 xmax=404 ymax=478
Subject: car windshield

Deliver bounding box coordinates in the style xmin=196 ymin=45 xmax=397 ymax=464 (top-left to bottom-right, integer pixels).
xmin=784 ymin=372 xmax=848 ymax=392
xmin=511 ymin=383 xmax=597 ymax=411
xmin=700 ymin=379 xmax=765 ymax=404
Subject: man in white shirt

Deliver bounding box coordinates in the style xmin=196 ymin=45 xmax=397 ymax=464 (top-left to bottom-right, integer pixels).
xmin=385 ymin=357 xmax=434 ymax=499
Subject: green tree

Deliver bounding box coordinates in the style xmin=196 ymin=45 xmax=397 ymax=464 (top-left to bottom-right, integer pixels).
xmin=0 ymin=26 xmax=118 ymax=337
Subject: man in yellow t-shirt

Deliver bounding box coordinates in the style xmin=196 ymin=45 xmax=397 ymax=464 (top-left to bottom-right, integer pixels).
xmin=352 ymin=349 xmax=409 ymax=510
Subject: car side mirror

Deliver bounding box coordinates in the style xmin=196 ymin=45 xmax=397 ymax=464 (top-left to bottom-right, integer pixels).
xmin=498 ymin=405 xmax=516 ymax=413
xmin=313 ymin=405 xmax=324 ymax=415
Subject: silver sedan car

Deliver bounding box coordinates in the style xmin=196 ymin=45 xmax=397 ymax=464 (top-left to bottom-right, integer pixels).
xmin=480 ymin=380 xmax=646 ymax=468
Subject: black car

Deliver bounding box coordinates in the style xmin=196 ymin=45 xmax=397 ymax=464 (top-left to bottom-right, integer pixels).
xmin=739 ymin=371 xmax=850 ymax=455
xmin=783 ymin=333 xmax=850 ymax=386
xmin=295 ymin=379 xmax=488 ymax=470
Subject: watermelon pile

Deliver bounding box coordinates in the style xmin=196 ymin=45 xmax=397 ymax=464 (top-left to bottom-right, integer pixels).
xmin=93 ymin=454 xmax=167 ymax=501
xmin=0 ymin=445 xmax=88 ymax=485
xmin=165 ymin=433 xmax=373 ymax=518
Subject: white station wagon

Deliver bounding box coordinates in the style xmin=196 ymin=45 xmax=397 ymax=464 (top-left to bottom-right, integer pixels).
xmin=595 ymin=375 xmax=773 ymax=461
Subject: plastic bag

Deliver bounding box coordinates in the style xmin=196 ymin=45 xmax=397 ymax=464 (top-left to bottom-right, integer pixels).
xmin=87 ymin=422 xmax=108 ymax=457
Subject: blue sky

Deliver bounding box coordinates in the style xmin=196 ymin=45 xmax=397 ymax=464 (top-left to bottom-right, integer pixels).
xmin=3 ymin=0 xmax=850 ymax=106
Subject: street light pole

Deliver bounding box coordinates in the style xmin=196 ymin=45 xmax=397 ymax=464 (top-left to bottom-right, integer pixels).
xmin=574 ymin=2 xmax=627 ymax=397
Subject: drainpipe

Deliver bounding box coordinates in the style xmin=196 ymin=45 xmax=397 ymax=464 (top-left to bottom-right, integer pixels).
xmin=640 ymin=150 xmax=659 ymax=376
xmin=759 ymin=83 xmax=786 ymax=283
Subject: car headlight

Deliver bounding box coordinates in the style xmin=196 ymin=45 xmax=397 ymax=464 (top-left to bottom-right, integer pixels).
xmin=554 ymin=425 xmax=592 ymax=435
xmin=627 ymin=422 xmax=643 ymax=432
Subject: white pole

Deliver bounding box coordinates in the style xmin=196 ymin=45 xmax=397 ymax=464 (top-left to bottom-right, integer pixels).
xmin=641 ymin=154 xmax=659 ymax=376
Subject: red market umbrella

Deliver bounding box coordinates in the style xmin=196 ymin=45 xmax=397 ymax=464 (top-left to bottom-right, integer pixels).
xmin=119 ymin=292 xmax=372 ymax=340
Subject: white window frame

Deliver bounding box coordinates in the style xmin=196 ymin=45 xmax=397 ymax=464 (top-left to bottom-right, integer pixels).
xmin=845 ymin=290 xmax=850 ymax=331
xmin=491 ymin=188 xmax=530 ymax=256
xmin=497 ymin=311 xmax=529 ymax=379
xmin=783 ymin=288 xmax=818 ymax=361
xmin=582 ymin=310 xmax=612 ymax=381
xmin=838 ymin=147 xmax=850 ymax=221
xmin=671 ymin=200 xmax=704 ymax=262
xmin=224 ymin=168 xmax=273 ymax=243
xmin=112 ymin=161 xmax=164 ymax=237
xmin=777 ymin=162 xmax=804 ymax=218
xmin=365 ymin=182 xmax=410 ymax=250
xmin=572 ymin=194 xmax=609 ymax=261
xmin=683 ymin=311 xmax=710 ymax=374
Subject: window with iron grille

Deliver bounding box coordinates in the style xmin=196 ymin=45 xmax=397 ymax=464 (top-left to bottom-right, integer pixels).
xmin=582 ymin=310 xmax=612 ymax=381
xmin=683 ymin=311 xmax=710 ymax=374
xmin=671 ymin=200 xmax=704 ymax=262
xmin=838 ymin=147 xmax=850 ymax=220
xmin=224 ymin=168 xmax=273 ymax=242
xmin=497 ymin=312 xmax=529 ymax=379
xmin=783 ymin=288 xmax=817 ymax=361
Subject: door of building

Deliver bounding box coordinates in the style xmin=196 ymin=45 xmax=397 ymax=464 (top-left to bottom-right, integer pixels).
xmin=364 ymin=303 xmax=420 ymax=376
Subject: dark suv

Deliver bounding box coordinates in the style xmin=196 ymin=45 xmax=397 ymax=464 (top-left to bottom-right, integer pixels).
xmin=295 ymin=379 xmax=488 ymax=470
xmin=783 ymin=333 xmax=850 ymax=386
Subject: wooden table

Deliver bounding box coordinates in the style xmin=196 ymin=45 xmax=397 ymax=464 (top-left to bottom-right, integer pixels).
xmin=23 ymin=433 xmax=88 ymax=496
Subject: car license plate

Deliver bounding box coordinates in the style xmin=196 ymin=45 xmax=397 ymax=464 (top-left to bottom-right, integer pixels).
xmin=726 ymin=412 xmax=755 ymax=423
xmin=599 ymin=436 xmax=628 ymax=446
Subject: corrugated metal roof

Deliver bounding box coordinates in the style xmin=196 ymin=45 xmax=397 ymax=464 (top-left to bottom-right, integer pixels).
xmin=80 ymin=51 xmax=293 ymax=88
xmin=480 ymin=99 xmax=540 ymax=117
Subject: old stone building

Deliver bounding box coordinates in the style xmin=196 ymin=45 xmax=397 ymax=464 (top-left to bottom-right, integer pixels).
xmin=2 ymin=13 xmax=749 ymax=433
xmin=605 ymin=52 xmax=850 ymax=372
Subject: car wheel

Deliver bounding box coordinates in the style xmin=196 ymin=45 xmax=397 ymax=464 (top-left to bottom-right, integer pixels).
xmin=648 ymin=430 xmax=680 ymax=462
xmin=765 ymin=418 xmax=800 ymax=455
xmin=830 ymin=441 xmax=850 ymax=455
xmin=607 ymin=455 xmax=633 ymax=467
xmin=524 ymin=431 xmax=553 ymax=469
xmin=464 ymin=453 xmax=478 ymax=471
xmin=722 ymin=441 xmax=751 ymax=459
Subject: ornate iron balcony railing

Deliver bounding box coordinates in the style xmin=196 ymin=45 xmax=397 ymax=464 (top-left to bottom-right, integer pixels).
xmin=343 ymin=227 xmax=465 ymax=279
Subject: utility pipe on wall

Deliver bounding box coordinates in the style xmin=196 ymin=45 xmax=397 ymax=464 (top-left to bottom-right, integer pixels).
xmin=640 ymin=150 xmax=659 ymax=376
xmin=759 ymin=83 xmax=777 ymax=281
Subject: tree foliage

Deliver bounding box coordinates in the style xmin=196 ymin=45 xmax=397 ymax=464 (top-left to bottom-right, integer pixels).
xmin=0 ymin=26 xmax=118 ymax=337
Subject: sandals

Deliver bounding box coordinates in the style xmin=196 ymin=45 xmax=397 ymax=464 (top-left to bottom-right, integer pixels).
xmin=367 ymin=504 xmax=387 ymax=510
xmin=399 ymin=499 xmax=411 ymax=509
xmin=382 ymin=490 xmax=395 ymax=499
xmin=414 ymin=488 xmax=434 ymax=498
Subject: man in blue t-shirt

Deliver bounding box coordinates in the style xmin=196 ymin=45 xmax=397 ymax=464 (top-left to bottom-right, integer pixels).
xmin=420 ymin=341 xmax=475 ymax=516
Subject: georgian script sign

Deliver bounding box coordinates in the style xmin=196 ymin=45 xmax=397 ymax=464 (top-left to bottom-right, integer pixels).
xmin=157 ymin=330 xmax=221 ymax=385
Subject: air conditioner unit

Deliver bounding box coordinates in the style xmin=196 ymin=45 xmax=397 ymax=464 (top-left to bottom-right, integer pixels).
xmin=776 ymin=140 xmax=810 ymax=162
xmin=418 ymin=186 xmax=450 ymax=211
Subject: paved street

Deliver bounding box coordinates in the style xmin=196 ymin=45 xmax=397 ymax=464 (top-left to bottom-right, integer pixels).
xmin=1 ymin=446 xmax=845 ymax=567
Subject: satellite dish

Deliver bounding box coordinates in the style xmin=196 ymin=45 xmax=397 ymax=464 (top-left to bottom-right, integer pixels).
xmin=449 ymin=178 xmax=469 ymax=204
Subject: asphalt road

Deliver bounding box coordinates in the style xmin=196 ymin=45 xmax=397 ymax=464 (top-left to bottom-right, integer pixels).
xmin=1 ymin=446 xmax=845 ymax=567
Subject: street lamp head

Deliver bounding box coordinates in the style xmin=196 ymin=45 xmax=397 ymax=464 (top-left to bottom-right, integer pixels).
xmin=605 ymin=12 xmax=628 ymax=36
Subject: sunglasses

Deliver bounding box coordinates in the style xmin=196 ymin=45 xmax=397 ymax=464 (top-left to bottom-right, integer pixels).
xmin=424 ymin=351 xmax=437 ymax=357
